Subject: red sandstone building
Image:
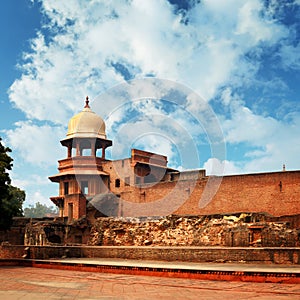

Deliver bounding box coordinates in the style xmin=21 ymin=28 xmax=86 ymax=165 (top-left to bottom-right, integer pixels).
xmin=49 ymin=98 xmax=300 ymax=221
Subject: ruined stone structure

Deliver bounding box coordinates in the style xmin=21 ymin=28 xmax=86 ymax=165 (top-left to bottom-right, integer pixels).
xmin=49 ymin=98 xmax=300 ymax=222
xmin=2 ymin=99 xmax=300 ymax=260
xmin=22 ymin=213 xmax=300 ymax=248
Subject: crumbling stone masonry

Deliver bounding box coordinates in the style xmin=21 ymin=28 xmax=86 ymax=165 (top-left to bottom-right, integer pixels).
xmin=24 ymin=217 xmax=91 ymax=246
xmin=21 ymin=213 xmax=300 ymax=248
xmin=87 ymin=214 xmax=300 ymax=247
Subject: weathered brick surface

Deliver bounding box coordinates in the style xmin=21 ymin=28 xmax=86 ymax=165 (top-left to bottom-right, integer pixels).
xmin=87 ymin=215 xmax=300 ymax=248
xmin=116 ymin=170 xmax=300 ymax=217
xmin=187 ymin=171 xmax=300 ymax=217
xmin=24 ymin=217 xmax=91 ymax=246
xmin=21 ymin=213 xmax=300 ymax=250
xmin=0 ymin=245 xmax=25 ymax=258
xmin=95 ymin=168 xmax=300 ymax=218
xmin=2 ymin=244 xmax=300 ymax=264
xmin=0 ymin=218 xmax=29 ymax=245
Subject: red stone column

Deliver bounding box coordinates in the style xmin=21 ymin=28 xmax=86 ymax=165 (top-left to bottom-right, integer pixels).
xmin=67 ymin=145 xmax=72 ymax=158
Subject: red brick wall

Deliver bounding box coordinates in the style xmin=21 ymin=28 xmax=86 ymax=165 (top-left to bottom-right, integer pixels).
xmin=0 ymin=245 xmax=25 ymax=258
xmin=63 ymin=194 xmax=86 ymax=220
xmin=60 ymin=158 xmax=300 ymax=218
xmin=178 ymin=171 xmax=300 ymax=217
xmin=115 ymin=170 xmax=300 ymax=217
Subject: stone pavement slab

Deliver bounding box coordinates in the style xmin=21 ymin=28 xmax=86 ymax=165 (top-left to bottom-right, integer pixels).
xmin=28 ymin=257 xmax=300 ymax=283
xmin=1 ymin=266 xmax=300 ymax=299
xmin=52 ymin=257 xmax=300 ymax=273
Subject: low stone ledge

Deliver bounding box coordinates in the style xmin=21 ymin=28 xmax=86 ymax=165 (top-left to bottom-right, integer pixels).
xmin=1 ymin=258 xmax=300 ymax=284
xmin=2 ymin=245 xmax=300 ymax=264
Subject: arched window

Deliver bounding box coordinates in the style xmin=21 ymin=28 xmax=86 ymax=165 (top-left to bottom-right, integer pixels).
xmin=80 ymin=140 xmax=91 ymax=156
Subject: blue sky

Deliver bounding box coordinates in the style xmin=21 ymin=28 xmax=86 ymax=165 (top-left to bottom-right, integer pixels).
xmin=1 ymin=0 xmax=300 ymax=208
xmin=0 ymin=1 xmax=41 ymax=128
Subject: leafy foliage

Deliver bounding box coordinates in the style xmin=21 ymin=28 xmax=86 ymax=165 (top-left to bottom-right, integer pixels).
xmin=24 ymin=202 xmax=58 ymax=218
xmin=0 ymin=138 xmax=25 ymax=230
xmin=0 ymin=138 xmax=13 ymax=200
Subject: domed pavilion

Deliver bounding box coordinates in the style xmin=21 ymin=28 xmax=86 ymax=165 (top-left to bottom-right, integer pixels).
xmin=49 ymin=97 xmax=112 ymax=220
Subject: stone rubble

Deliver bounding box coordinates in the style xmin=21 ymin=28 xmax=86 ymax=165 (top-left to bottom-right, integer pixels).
xmin=20 ymin=213 xmax=300 ymax=247
xmin=87 ymin=214 xmax=300 ymax=247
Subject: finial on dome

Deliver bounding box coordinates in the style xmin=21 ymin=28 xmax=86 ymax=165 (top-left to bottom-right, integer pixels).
xmin=85 ymin=96 xmax=90 ymax=108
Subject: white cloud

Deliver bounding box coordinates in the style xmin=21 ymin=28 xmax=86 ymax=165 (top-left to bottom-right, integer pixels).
xmin=26 ymin=190 xmax=53 ymax=207
xmin=9 ymin=0 xmax=290 ymax=122
xmin=219 ymin=90 xmax=300 ymax=173
xmin=104 ymin=93 xmax=214 ymax=169
xmin=236 ymin=0 xmax=283 ymax=44
xmin=221 ymin=87 xmax=232 ymax=106
xmin=110 ymin=113 xmax=197 ymax=163
xmin=4 ymin=121 xmax=65 ymax=166
xmin=242 ymin=118 xmax=300 ymax=173
xmin=4 ymin=0 xmax=300 ymax=200
xmin=203 ymin=157 xmax=242 ymax=176
xmin=224 ymin=106 xmax=278 ymax=144
xmin=11 ymin=173 xmax=49 ymax=190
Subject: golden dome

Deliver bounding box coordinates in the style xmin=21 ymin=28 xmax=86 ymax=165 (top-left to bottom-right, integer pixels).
xmin=66 ymin=97 xmax=106 ymax=139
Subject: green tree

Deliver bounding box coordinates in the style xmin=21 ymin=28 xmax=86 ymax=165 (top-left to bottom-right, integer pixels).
xmin=24 ymin=202 xmax=58 ymax=218
xmin=0 ymin=137 xmax=25 ymax=230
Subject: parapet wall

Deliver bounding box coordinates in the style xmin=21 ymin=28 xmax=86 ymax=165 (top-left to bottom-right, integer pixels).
xmin=113 ymin=170 xmax=300 ymax=217
xmin=196 ymin=171 xmax=300 ymax=216
xmin=1 ymin=245 xmax=300 ymax=265
xmin=176 ymin=170 xmax=300 ymax=216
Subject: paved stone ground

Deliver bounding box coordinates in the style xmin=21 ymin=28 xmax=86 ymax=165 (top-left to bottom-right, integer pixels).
xmin=1 ymin=266 xmax=300 ymax=299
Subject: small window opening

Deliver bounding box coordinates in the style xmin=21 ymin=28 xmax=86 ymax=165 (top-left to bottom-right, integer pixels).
xmin=64 ymin=182 xmax=69 ymax=195
xmin=81 ymin=181 xmax=88 ymax=195
xmin=115 ymin=179 xmax=120 ymax=188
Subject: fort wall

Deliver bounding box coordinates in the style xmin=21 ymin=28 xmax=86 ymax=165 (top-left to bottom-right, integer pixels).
xmin=97 ymin=161 xmax=300 ymax=217
xmin=178 ymin=170 xmax=300 ymax=217
xmin=114 ymin=170 xmax=300 ymax=217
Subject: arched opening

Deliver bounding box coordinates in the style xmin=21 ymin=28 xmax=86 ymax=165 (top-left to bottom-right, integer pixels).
xmin=82 ymin=148 xmax=91 ymax=156
xmin=81 ymin=181 xmax=89 ymax=195
xmin=80 ymin=140 xmax=91 ymax=156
